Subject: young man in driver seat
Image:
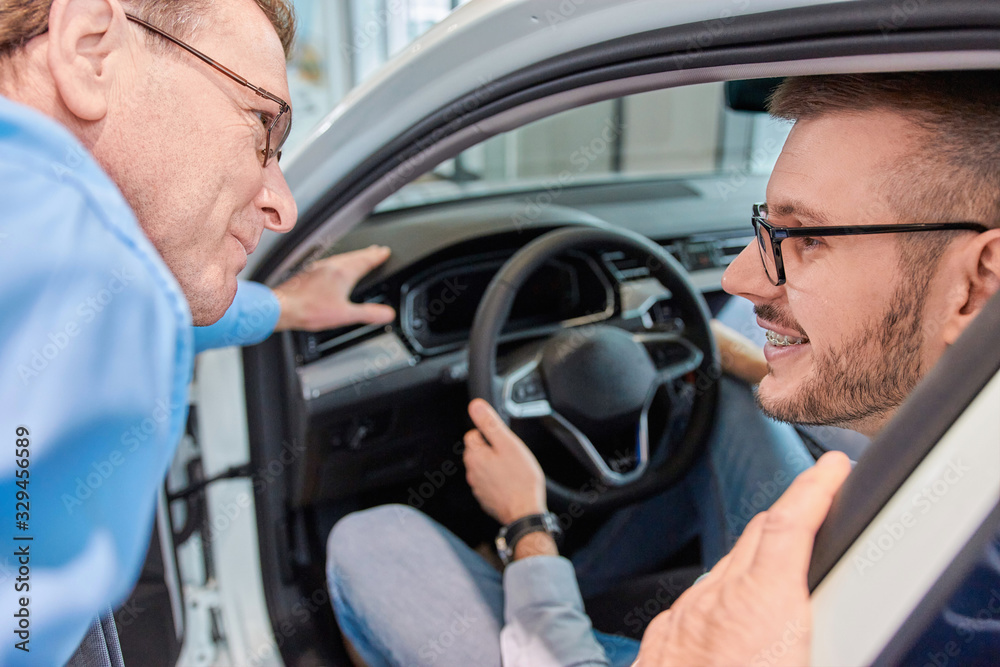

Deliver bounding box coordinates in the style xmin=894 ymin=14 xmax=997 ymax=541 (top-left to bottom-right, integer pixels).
xmin=327 ymin=72 xmax=1000 ymax=666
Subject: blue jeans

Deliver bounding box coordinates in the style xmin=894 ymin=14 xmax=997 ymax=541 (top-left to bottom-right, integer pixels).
xmin=326 ymin=378 xmax=814 ymax=666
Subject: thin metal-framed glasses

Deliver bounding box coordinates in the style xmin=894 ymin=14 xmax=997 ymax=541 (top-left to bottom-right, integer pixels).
xmin=751 ymin=202 xmax=989 ymax=286
xmin=125 ymin=13 xmax=291 ymax=167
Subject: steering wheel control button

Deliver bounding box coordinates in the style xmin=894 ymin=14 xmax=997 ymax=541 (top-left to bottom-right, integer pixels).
xmin=652 ymin=343 xmax=689 ymax=367
xmin=638 ymin=335 xmax=703 ymax=377
xmin=512 ymin=373 xmax=545 ymax=403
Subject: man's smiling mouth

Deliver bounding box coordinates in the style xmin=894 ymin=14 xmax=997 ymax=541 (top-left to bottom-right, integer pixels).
xmin=756 ymin=306 xmax=810 ymax=349
xmin=765 ymin=330 xmax=810 ymax=346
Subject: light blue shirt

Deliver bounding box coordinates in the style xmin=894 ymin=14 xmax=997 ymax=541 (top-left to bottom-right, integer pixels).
xmin=502 ymin=556 xmax=617 ymax=666
xmin=0 ymin=94 xmax=279 ymax=665
xmin=193 ymin=280 xmax=279 ymax=352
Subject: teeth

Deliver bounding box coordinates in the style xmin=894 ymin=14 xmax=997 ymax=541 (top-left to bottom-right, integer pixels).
xmin=765 ymin=330 xmax=808 ymax=346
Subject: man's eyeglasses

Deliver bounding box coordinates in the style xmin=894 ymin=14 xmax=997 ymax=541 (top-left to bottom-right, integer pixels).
xmin=125 ymin=13 xmax=291 ymax=167
xmin=751 ymin=202 xmax=989 ymax=286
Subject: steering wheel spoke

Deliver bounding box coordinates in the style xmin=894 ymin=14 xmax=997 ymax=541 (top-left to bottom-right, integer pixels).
xmin=543 ymin=410 xmax=650 ymax=487
xmin=501 ymin=355 xmax=552 ymax=419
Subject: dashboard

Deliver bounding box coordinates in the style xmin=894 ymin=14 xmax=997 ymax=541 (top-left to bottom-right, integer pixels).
xmin=293 ymin=217 xmax=753 ymax=402
xmin=281 ymin=193 xmax=757 ymax=506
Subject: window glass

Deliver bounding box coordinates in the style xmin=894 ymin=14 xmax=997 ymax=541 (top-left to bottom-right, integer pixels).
xmin=377 ymin=83 xmax=791 ymax=212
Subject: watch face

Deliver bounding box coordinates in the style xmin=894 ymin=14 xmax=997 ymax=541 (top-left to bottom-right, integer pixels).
xmin=495 ymin=535 xmax=512 ymax=564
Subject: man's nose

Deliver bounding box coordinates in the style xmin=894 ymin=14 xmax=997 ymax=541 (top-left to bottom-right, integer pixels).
xmin=256 ymin=162 xmax=298 ymax=233
xmin=722 ymin=240 xmax=782 ymax=300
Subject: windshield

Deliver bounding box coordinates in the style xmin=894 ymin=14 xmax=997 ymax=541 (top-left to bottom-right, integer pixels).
xmin=377 ymin=82 xmax=791 ymax=213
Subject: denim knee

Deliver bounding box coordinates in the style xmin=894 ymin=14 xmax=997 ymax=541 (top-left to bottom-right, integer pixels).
xmin=327 ymin=504 xmax=436 ymax=581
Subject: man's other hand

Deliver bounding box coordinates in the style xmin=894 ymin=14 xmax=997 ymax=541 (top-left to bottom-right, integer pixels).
xmin=711 ymin=319 xmax=769 ymax=386
xmin=463 ymin=399 xmax=547 ymax=526
xmin=273 ymin=245 xmax=396 ymax=332
xmin=635 ymin=451 xmax=851 ymax=667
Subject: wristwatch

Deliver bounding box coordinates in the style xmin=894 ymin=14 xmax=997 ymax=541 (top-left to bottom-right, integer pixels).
xmin=495 ymin=512 xmax=562 ymax=565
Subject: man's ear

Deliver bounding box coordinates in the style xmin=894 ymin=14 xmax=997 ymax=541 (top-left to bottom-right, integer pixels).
xmin=47 ymin=0 xmax=129 ymax=122
xmin=941 ymin=229 xmax=1000 ymax=345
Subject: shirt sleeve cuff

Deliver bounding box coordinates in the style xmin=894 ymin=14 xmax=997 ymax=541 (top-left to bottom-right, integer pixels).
xmin=503 ymin=555 xmax=586 ymax=618
xmin=192 ymin=280 xmax=280 ymax=353
xmin=500 ymin=555 xmax=609 ymax=666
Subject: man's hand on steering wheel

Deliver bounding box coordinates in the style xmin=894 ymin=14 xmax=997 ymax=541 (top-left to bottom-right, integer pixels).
xmin=463 ymin=399 xmax=548 ymax=526
xmin=464 ymin=399 xmax=561 ymax=562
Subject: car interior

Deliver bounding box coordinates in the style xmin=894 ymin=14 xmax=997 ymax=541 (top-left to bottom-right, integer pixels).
xmin=242 ymin=79 xmax=879 ymax=662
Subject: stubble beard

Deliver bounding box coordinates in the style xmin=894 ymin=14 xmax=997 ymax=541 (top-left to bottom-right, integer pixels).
xmin=755 ymin=281 xmax=927 ymax=430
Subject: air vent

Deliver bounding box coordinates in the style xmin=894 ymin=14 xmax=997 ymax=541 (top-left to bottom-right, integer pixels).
xmin=298 ymin=295 xmax=391 ymax=363
xmin=602 ymin=250 xmax=651 ymax=280
xmin=602 ymin=245 xmax=684 ymax=281
xmin=300 ymin=322 xmax=386 ymax=363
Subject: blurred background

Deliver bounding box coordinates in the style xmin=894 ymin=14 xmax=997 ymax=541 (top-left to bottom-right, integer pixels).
xmin=284 ymin=0 xmax=474 ymax=154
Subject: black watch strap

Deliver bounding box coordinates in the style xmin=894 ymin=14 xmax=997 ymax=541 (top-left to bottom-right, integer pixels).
xmin=495 ymin=512 xmax=562 ymax=565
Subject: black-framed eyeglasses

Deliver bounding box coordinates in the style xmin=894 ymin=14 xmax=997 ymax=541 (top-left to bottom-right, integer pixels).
xmin=751 ymin=202 xmax=989 ymax=286
xmin=125 ymin=13 xmax=291 ymax=167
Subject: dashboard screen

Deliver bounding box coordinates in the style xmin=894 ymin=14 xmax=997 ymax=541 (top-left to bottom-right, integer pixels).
xmin=405 ymin=258 xmax=593 ymax=352
xmin=420 ymin=262 xmax=578 ymax=335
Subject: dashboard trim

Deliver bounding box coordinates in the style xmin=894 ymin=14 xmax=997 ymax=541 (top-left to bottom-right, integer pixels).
xmin=297 ymin=331 xmax=416 ymax=400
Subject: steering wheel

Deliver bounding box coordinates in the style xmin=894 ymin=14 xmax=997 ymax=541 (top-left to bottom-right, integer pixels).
xmin=469 ymin=226 xmax=719 ymax=514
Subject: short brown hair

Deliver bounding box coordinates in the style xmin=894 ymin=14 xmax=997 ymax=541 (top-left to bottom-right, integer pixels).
xmin=0 ymin=0 xmax=295 ymax=60
xmin=768 ymin=72 xmax=1000 ymax=279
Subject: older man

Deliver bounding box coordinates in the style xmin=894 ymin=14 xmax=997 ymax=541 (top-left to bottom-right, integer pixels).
xmin=0 ymin=0 xmax=392 ymax=664
xmin=327 ymin=72 xmax=1000 ymax=665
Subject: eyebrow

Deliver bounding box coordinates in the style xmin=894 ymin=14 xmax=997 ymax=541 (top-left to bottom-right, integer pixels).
xmin=766 ymin=200 xmax=835 ymax=227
